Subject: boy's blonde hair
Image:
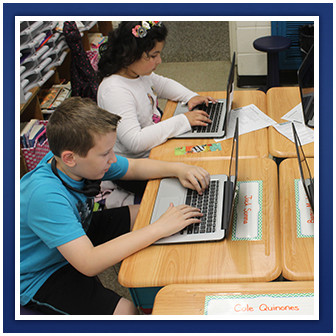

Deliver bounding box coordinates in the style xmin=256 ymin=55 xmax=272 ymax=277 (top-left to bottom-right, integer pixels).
xmin=47 ymin=97 xmax=121 ymax=157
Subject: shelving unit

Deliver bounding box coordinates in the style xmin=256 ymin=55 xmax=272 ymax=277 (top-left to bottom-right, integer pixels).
xmin=20 ymin=21 xmax=113 ymax=176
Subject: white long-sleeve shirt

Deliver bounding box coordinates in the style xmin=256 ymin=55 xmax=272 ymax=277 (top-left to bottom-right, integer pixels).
xmin=97 ymin=72 xmax=198 ymax=158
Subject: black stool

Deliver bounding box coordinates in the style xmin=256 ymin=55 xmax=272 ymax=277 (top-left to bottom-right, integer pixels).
xmin=253 ymin=35 xmax=291 ymax=92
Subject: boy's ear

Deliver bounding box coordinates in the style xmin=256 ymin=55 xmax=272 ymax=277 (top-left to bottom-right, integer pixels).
xmin=61 ymin=151 xmax=76 ymax=167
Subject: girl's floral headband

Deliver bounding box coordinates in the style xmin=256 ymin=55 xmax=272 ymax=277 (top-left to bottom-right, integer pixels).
xmin=132 ymin=21 xmax=162 ymax=38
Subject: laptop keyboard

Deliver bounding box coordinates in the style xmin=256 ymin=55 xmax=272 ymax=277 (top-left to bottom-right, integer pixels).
xmin=192 ymin=102 xmax=224 ymax=133
xmin=181 ymin=180 xmax=219 ymax=235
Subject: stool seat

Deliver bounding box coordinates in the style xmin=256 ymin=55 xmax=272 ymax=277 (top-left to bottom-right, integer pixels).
xmin=253 ymin=36 xmax=291 ymax=53
xmin=253 ymin=35 xmax=291 ymax=91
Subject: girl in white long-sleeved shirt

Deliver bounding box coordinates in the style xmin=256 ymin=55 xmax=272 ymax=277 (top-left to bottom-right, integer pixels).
xmin=97 ymin=21 xmax=216 ymax=158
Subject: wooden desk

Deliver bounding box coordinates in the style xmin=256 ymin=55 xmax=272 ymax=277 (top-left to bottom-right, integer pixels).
xmin=267 ymin=87 xmax=314 ymax=158
xmin=279 ymin=158 xmax=314 ymax=280
xmin=152 ymin=281 xmax=314 ymax=315
xmin=149 ymin=90 xmax=268 ymax=161
xmin=119 ymin=158 xmax=281 ymax=309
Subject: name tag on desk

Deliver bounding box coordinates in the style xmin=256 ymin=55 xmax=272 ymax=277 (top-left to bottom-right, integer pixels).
xmin=294 ymin=179 xmax=314 ymax=238
xmin=231 ymin=180 xmax=263 ymax=241
xmin=204 ymin=293 xmax=314 ymax=316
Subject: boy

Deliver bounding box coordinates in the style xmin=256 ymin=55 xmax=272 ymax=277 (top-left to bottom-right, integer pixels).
xmin=20 ymin=97 xmax=210 ymax=315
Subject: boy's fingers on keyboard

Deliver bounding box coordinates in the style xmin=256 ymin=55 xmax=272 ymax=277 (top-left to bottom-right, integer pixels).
xmin=185 ymin=217 xmax=201 ymax=226
xmin=197 ymin=167 xmax=210 ymax=178
xmin=189 ymin=209 xmax=203 ymax=218
xmin=176 ymin=205 xmax=203 ymax=217
xmin=189 ymin=176 xmax=203 ymax=195
xmin=177 ymin=165 xmax=210 ymax=194
xmin=184 ymin=212 xmax=203 ymax=225
xmin=203 ymin=171 xmax=211 ymax=186
xmin=175 ymin=204 xmax=200 ymax=212
xmin=198 ymin=173 xmax=211 ymax=193
xmin=194 ymin=170 xmax=210 ymax=190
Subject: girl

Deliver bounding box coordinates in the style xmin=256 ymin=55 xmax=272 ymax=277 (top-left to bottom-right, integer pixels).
xmin=97 ymin=21 xmax=216 ymax=158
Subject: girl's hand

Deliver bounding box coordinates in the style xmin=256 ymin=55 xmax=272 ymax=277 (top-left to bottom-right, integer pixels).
xmin=184 ymin=110 xmax=212 ymax=127
xmin=184 ymin=95 xmax=218 ymax=127
xmin=187 ymin=95 xmax=218 ymax=111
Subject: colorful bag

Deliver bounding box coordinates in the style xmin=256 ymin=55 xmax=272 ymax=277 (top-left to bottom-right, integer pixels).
xmin=21 ymin=120 xmax=50 ymax=171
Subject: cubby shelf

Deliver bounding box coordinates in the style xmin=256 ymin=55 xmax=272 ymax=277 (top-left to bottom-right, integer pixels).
xmin=20 ymin=21 xmax=113 ymax=176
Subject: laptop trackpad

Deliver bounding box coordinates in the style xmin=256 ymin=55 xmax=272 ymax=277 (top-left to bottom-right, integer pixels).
xmin=150 ymin=196 xmax=182 ymax=223
xmin=174 ymin=102 xmax=189 ymax=116
xmin=150 ymin=178 xmax=186 ymax=224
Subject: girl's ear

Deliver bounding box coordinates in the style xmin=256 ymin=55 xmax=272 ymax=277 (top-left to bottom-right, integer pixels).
xmin=61 ymin=151 xmax=76 ymax=168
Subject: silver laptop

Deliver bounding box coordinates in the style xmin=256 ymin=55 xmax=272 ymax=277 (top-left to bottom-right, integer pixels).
xmin=172 ymin=52 xmax=236 ymax=139
xmin=292 ymin=122 xmax=314 ymax=212
xmin=298 ymin=44 xmax=314 ymax=128
xmin=150 ymin=118 xmax=239 ymax=245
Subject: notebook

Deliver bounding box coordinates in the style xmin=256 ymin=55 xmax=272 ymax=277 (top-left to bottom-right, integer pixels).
xmin=172 ymin=52 xmax=236 ymax=138
xmin=150 ymin=118 xmax=239 ymax=245
xmin=298 ymin=44 xmax=314 ymax=128
xmin=292 ymin=122 xmax=314 ymax=212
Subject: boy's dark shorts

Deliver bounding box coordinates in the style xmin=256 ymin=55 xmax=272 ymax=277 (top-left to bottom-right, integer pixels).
xmin=25 ymin=206 xmax=131 ymax=315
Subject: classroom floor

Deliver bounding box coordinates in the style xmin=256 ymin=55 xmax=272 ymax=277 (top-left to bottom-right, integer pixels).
xmin=97 ymin=59 xmax=254 ymax=311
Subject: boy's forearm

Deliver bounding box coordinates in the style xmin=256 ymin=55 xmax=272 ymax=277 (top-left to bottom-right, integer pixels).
xmin=123 ymin=158 xmax=182 ymax=181
xmin=123 ymin=158 xmax=209 ymax=195
xmin=92 ymin=224 xmax=163 ymax=274
xmin=59 ymin=222 xmax=164 ymax=277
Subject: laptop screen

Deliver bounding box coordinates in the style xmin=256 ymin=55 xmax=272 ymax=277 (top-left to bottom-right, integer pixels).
xmin=223 ymin=52 xmax=236 ymax=135
xmin=292 ymin=122 xmax=314 ymax=211
xmin=229 ymin=117 xmax=239 ymax=182
xmin=227 ymin=117 xmax=239 ymax=224
xmin=297 ymin=45 xmax=314 ymax=127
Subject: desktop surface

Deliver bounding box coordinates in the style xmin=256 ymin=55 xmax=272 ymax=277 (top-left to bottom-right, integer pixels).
xmin=149 ymin=90 xmax=268 ymax=161
xmin=119 ymin=158 xmax=281 ymax=289
xmin=279 ymin=158 xmax=314 ymax=280
xmin=152 ymin=281 xmax=314 ymax=315
xmin=267 ymin=87 xmax=314 ymax=158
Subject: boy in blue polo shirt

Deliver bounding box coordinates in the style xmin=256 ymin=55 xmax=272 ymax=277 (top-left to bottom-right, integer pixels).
xmin=20 ymin=97 xmax=210 ymax=315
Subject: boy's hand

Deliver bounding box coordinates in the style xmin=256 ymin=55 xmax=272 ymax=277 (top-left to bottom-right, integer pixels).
xmin=176 ymin=164 xmax=210 ymax=195
xmin=154 ymin=203 xmax=203 ymax=238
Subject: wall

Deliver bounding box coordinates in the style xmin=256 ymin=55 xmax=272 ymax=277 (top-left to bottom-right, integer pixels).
xmin=162 ymin=21 xmax=230 ymax=62
xmin=112 ymin=21 xmax=230 ymax=63
xmin=229 ymin=21 xmax=271 ymax=76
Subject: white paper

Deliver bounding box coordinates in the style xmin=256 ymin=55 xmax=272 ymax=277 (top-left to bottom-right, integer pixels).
xmin=205 ymin=294 xmax=314 ymax=316
xmin=273 ymin=121 xmax=314 ymax=145
xmin=281 ymin=103 xmax=304 ymax=123
xmin=215 ymin=104 xmax=277 ymax=141
xmin=295 ymin=179 xmax=314 ymax=237
xmin=231 ymin=181 xmax=263 ymax=241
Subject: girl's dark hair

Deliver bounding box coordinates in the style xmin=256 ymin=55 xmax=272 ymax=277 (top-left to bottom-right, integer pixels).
xmin=98 ymin=21 xmax=168 ymax=79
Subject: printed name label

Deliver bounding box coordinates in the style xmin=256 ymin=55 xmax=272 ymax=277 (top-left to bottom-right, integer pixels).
xmin=204 ymin=293 xmax=314 ymax=315
xmin=232 ymin=181 xmax=263 ymax=241
xmin=294 ymin=179 xmax=314 ymax=238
